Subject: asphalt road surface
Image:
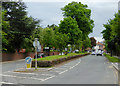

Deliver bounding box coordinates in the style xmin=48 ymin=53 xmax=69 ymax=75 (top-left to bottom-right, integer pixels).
xmin=0 ymin=55 xmax=118 ymax=84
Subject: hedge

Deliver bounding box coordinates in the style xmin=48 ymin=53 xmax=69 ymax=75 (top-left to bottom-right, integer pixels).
xmin=32 ymin=53 xmax=90 ymax=67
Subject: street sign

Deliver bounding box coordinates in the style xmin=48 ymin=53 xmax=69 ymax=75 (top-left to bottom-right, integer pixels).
xmin=38 ymin=45 xmax=41 ymax=50
xmin=25 ymin=57 xmax=32 ymax=64
xmin=33 ymin=41 xmax=40 ymax=47
xmin=37 ymin=45 xmax=41 ymax=52
xmin=25 ymin=57 xmax=32 ymax=69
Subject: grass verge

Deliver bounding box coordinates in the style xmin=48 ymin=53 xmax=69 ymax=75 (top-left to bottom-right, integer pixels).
xmin=32 ymin=52 xmax=88 ymax=61
xmin=103 ymin=53 xmax=120 ymax=63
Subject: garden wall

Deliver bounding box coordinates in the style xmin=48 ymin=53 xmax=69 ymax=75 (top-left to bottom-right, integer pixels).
xmin=2 ymin=52 xmax=35 ymax=62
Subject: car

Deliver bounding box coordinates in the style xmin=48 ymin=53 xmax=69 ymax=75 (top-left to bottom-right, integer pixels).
xmin=34 ymin=53 xmax=46 ymax=59
xmin=96 ymin=50 xmax=102 ymax=56
xmin=73 ymin=49 xmax=79 ymax=53
xmin=91 ymin=51 xmax=96 ymax=55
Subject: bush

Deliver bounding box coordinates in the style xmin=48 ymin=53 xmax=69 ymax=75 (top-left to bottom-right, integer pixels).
xmin=32 ymin=53 xmax=90 ymax=67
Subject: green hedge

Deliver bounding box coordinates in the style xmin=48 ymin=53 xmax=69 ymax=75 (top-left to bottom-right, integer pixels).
xmin=32 ymin=53 xmax=90 ymax=67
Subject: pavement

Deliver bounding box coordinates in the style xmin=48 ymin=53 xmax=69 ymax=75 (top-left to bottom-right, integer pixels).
xmin=0 ymin=55 xmax=118 ymax=85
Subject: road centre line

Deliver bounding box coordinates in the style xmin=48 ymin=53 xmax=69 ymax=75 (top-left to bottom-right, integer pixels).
xmin=59 ymin=70 xmax=68 ymax=74
xmin=55 ymin=71 xmax=62 ymax=73
xmin=59 ymin=59 xmax=81 ymax=74
xmin=54 ymin=67 xmax=66 ymax=69
xmin=69 ymin=59 xmax=81 ymax=69
xmin=42 ymin=75 xmax=55 ymax=81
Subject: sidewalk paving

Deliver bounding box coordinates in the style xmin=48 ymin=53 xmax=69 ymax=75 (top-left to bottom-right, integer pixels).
xmin=112 ymin=63 xmax=120 ymax=71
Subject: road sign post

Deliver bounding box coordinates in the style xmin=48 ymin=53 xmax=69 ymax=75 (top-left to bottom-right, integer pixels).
xmin=25 ymin=57 xmax=32 ymax=69
xmin=33 ymin=38 xmax=41 ymax=70
xmin=35 ymin=38 xmax=38 ymax=70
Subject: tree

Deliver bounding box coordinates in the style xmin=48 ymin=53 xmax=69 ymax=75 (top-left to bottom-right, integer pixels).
xmin=90 ymin=37 xmax=96 ymax=48
xmin=2 ymin=1 xmax=40 ymax=52
xmin=101 ymin=12 xmax=120 ymax=56
xmin=82 ymin=37 xmax=91 ymax=51
xmin=55 ymin=32 xmax=69 ymax=54
xmin=47 ymin=24 xmax=57 ymax=31
xmin=42 ymin=27 xmax=55 ymax=48
xmin=59 ymin=16 xmax=82 ymax=48
xmin=61 ymin=1 xmax=94 ymax=39
xmin=2 ymin=11 xmax=10 ymax=52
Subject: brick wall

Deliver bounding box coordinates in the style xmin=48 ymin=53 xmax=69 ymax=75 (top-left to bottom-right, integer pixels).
xmin=2 ymin=52 xmax=35 ymax=62
xmin=2 ymin=51 xmax=60 ymax=62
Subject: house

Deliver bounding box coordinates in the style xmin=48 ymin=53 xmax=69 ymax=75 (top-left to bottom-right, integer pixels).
xmin=95 ymin=42 xmax=105 ymax=50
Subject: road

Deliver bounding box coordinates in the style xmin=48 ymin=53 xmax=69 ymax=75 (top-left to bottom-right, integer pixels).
xmin=0 ymin=55 xmax=118 ymax=85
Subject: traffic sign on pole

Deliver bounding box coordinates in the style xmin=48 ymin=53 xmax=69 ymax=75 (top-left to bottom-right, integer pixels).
xmin=33 ymin=38 xmax=41 ymax=70
xmin=33 ymin=40 xmax=40 ymax=47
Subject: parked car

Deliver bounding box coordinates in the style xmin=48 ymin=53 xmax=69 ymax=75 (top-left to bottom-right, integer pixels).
xmin=75 ymin=50 xmax=79 ymax=53
xmin=34 ymin=53 xmax=46 ymax=59
xmin=96 ymin=50 xmax=102 ymax=56
xmin=73 ymin=49 xmax=79 ymax=53
xmin=91 ymin=51 xmax=96 ymax=55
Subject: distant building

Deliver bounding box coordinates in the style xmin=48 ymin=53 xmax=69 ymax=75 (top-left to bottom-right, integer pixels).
xmin=95 ymin=42 xmax=105 ymax=50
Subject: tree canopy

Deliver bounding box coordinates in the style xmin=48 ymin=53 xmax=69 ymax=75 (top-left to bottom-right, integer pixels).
xmin=2 ymin=1 xmax=40 ymax=52
xmin=61 ymin=1 xmax=94 ymax=39
xmin=59 ymin=16 xmax=82 ymax=46
xmin=101 ymin=12 xmax=120 ymax=56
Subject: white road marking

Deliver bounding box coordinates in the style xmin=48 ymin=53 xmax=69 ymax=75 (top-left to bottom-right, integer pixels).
xmin=54 ymin=67 xmax=66 ymax=69
xmin=55 ymin=71 xmax=62 ymax=73
xmin=69 ymin=59 xmax=81 ymax=69
xmin=42 ymin=75 xmax=55 ymax=81
xmin=3 ymin=68 xmax=25 ymax=73
xmin=61 ymin=65 xmax=71 ymax=68
xmin=2 ymin=58 xmax=82 ymax=83
xmin=6 ymin=71 xmax=38 ymax=75
xmin=0 ymin=74 xmax=44 ymax=81
xmin=59 ymin=70 xmax=68 ymax=74
xmin=41 ymin=74 xmax=53 ymax=76
xmin=0 ymin=81 xmax=15 ymax=84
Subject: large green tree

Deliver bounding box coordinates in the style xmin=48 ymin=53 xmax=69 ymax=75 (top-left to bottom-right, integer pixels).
xmin=59 ymin=16 xmax=82 ymax=47
xmin=61 ymin=1 xmax=94 ymax=39
xmin=102 ymin=12 xmax=120 ymax=56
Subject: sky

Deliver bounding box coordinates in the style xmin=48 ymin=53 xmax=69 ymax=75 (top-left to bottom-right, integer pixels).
xmin=22 ymin=0 xmax=119 ymax=42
